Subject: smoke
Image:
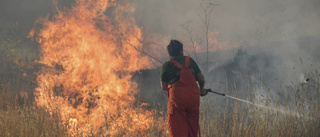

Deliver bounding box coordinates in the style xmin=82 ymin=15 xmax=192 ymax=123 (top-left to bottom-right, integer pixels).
xmin=133 ymin=0 xmax=320 ymax=41
xmin=130 ymin=0 xmax=320 ymax=87
xmin=0 ymin=0 xmax=50 ymax=39
xmin=1 ymin=0 xmax=319 ymax=64
xmin=134 ymin=0 xmax=320 ymax=75
xmin=132 ymin=0 xmax=320 ymax=109
xmin=1 ymin=0 xmax=319 ymax=119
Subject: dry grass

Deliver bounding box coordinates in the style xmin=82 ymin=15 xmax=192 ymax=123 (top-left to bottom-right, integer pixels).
xmin=0 ymin=90 xmax=68 ymax=137
xmin=0 ymin=58 xmax=319 ymax=136
xmin=0 ymin=57 xmax=67 ymax=137
xmin=199 ymin=71 xmax=320 ymax=137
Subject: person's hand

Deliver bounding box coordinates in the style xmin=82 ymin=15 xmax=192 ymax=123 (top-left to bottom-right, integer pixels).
xmin=200 ymin=89 xmax=208 ymax=96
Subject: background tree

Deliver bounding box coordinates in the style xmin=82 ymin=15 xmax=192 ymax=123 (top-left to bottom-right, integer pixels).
xmin=199 ymin=0 xmax=217 ymax=72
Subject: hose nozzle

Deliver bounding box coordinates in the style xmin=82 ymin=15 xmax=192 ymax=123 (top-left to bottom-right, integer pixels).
xmin=204 ymin=88 xmax=226 ymax=96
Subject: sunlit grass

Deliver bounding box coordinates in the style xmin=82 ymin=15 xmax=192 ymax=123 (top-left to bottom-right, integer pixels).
xmin=0 ymin=91 xmax=68 ymax=136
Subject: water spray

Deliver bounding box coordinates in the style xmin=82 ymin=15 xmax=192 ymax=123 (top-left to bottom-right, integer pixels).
xmin=205 ymin=88 xmax=251 ymax=103
xmin=204 ymin=88 xmax=314 ymax=120
xmin=205 ymin=88 xmax=249 ymax=103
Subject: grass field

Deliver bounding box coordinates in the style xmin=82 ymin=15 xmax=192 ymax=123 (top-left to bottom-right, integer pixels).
xmin=0 ymin=61 xmax=319 ymax=137
xmin=198 ymin=71 xmax=320 ymax=137
xmin=1 ymin=0 xmax=319 ymax=136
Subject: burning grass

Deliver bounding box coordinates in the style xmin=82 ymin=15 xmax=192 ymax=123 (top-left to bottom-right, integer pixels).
xmin=0 ymin=77 xmax=167 ymax=137
xmin=1 ymin=47 xmax=319 ymax=136
xmin=1 ymin=66 xmax=319 ymax=136
xmin=0 ymin=0 xmax=319 ymax=136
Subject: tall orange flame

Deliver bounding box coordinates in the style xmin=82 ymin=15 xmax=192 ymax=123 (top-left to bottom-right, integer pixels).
xmin=29 ymin=0 xmax=162 ymax=136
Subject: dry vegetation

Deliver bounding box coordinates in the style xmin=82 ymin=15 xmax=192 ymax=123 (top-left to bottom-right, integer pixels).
xmin=0 ymin=92 xmax=67 ymax=137
xmin=0 ymin=56 xmax=319 ymax=137
xmin=0 ymin=58 xmax=68 ymax=136
xmin=199 ymin=71 xmax=320 ymax=137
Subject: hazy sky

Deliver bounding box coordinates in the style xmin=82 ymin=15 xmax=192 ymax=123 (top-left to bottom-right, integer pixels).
xmin=1 ymin=0 xmax=319 ymax=71
xmin=132 ymin=0 xmax=320 ymax=85
xmin=1 ymin=0 xmax=319 ymax=44
xmin=133 ymin=0 xmax=320 ymax=43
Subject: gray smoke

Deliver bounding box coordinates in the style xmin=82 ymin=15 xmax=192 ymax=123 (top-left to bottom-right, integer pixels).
xmin=132 ymin=0 xmax=320 ymax=77
xmin=1 ymin=0 xmax=319 ymax=107
xmin=133 ymin=0 xmax=320 ymax=42
xmin=132 ymin=0 xmax=320 ymax=107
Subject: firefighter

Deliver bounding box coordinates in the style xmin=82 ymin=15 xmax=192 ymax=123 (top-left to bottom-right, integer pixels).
xmin=160 ymin=40 xmax=207 ymax=137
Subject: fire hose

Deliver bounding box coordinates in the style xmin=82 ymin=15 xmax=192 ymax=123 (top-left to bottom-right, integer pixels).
xmin=203 ymin=88 xmax=247 ymax=103
xmin=204 ymin=88 xmax=226 ymax=96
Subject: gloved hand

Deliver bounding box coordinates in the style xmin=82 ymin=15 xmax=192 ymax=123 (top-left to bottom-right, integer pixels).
xmin=200 ymin=89 xmax=208 ymax=96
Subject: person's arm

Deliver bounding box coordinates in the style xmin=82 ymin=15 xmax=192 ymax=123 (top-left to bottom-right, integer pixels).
xmin=160 ymin=62 xmax=169 ymax=92
xmin=161 ymin=82 xmax=169 ymax=92
xmin=197 ymin=73 xmax=207 ymax=96
xmin=189 ymin=57 xmax=207 ymax=96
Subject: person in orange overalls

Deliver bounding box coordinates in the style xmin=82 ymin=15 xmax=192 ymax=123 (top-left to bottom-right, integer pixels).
xmin=160 ymin=40 xmax=207 ymax=137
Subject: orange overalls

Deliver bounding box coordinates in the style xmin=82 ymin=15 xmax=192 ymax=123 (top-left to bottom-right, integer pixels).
xmin=167 ymin=56 xmax=200 ymax=137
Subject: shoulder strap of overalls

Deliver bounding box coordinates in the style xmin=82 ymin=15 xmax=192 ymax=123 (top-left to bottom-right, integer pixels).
xmin=184 ymin=56 xmax=190 ymax=68
xmin=169 ymin=56 xmax=190 ymax=69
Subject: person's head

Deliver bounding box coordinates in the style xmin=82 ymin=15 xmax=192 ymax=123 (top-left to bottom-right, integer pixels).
xmin=167 ymin=40 xmax=183 ymax=57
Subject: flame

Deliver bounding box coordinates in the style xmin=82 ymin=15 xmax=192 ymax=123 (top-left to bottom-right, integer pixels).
xmin=29 ymin=0 xmax=163 ymax=136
